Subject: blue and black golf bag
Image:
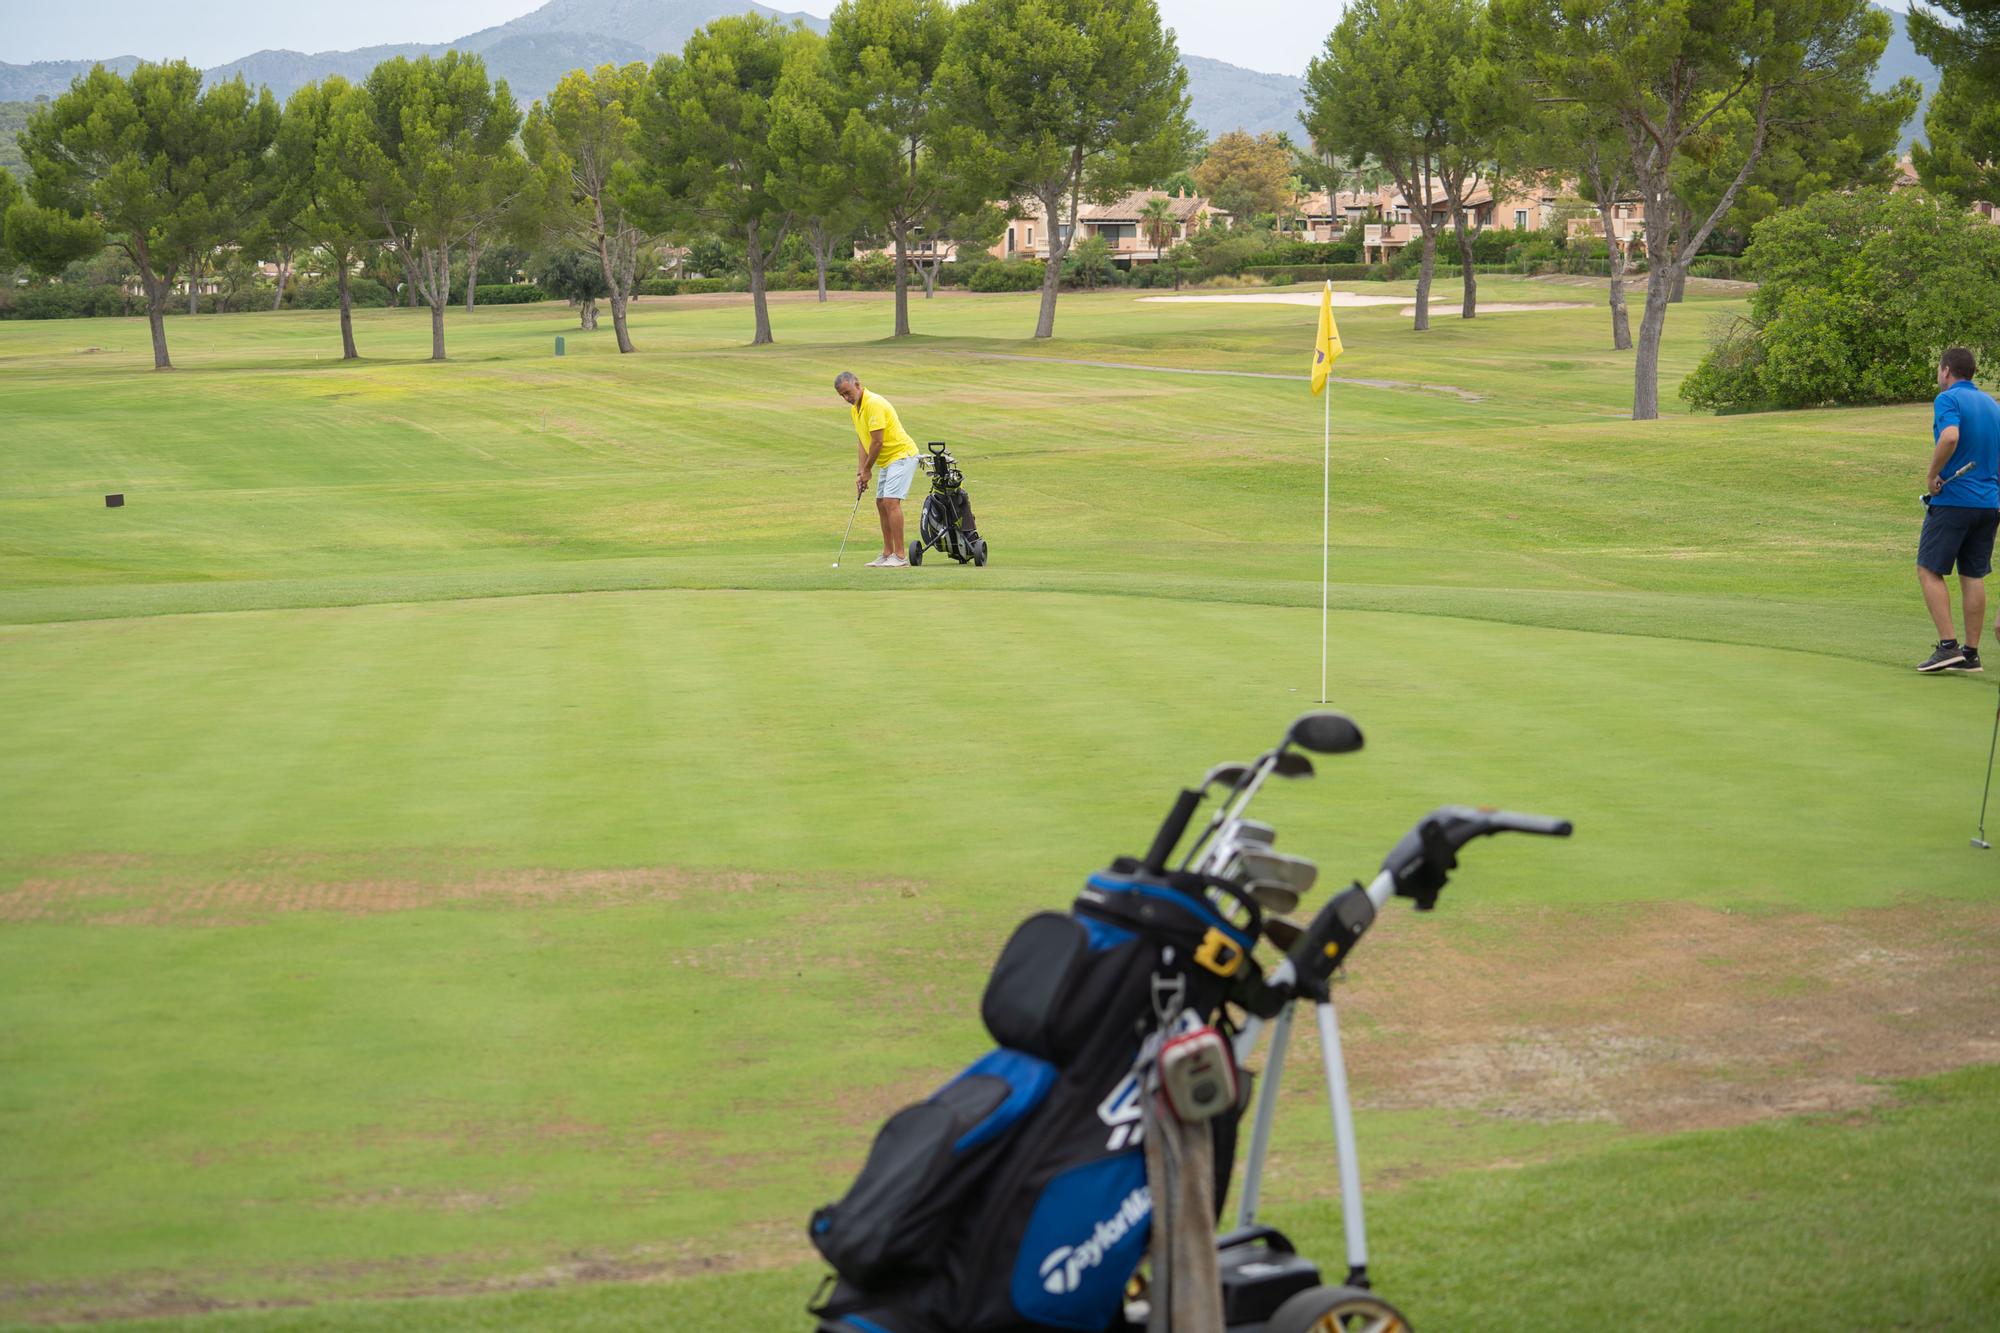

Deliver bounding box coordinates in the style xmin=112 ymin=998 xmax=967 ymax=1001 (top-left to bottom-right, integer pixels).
xmin=808 ymin=862 xmax=1256 ymax=1333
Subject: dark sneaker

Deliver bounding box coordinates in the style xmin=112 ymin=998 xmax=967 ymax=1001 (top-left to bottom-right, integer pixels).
xmin=1954 ymin=648 xmax=1985 ymax=673
xmin=1918 ymin=641 xmax=1967 ymax=673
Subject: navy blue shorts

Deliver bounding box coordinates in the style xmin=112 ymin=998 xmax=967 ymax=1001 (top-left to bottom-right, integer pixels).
xmin=1919 ymin=504 xmax=2000 ymax=578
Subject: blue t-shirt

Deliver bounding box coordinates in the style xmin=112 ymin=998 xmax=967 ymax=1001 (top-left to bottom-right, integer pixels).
xmin=1935 ymin=380 xmax=2000 ymax=509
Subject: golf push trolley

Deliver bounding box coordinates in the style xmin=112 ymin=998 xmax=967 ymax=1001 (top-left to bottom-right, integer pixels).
xmin=908 ymin=442 xmax=988 ymax=567
xmin=809 ymin=712 xmax=1572 ymax=1333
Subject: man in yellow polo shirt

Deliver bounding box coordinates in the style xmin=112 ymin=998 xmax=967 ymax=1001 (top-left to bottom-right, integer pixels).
xmin=835 ymin=371 xmax=921 ymax=568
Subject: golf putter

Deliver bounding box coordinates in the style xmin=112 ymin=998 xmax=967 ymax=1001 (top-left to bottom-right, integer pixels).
xmin=832 ymin=490 xmax=864 ymax=568
xmin=1924 ymin=459 xmax=1978 ymax=505
xmin=1976 ymin=690 xmax=1998 ymax=850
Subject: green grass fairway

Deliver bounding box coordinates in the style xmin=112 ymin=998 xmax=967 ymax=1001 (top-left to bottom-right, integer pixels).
xmin=2 ymin=281 xmax=1996 ymax=1329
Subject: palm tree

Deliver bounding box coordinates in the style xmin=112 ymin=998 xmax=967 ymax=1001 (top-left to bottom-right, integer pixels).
xmin=1140 ymin=195 xmax=1178 ymax=256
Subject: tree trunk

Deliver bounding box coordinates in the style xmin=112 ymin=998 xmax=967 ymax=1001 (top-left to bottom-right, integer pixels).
xmin=188 ymin=255 xmax=201 ymax=316
xmin=1598 ymin=202 xmax=1632 ymax=351
xmin=594 ymin=217 xmax=636 ymax=354
xmin=811 ymin=220 xmax=830 ymax=303
xmin=1453 ymin=216 xmax=1477 ymax=319
xmin=401 ymin=248 xmax=422 ymax=308
xmin=892 ymin=223 xmax=911 ymax=337
xmin=919 ymin=257 xmax=939 ymax=298
xmin=1412 ymin=231 xmax=1436 ymax=332
xmin=272 ymin=245 xmax=292 ymax=312
xmin=337 ymin=262 xmax=359 ymax=360
xmin=1632 ymin=265 xmax=1673 ymax=420
xmin=424 ymin=247 xmax=447 ymax=361
xmin=1033 ymin=184 xmax=1071 ymax=340
xmin=465 ymin=238 xmax=482 ymax=313
xmin=137 ymin=250 xmax=172 ymax=369
xmin=1667 ymin=198 xmax=1691 ymax=303
xmin=581 ymin=298 xmax=598 ymax=331
xmin=747 ymin=217 xmax=773 ymax=346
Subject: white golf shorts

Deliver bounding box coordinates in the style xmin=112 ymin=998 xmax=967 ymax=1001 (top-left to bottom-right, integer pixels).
xmin=877 ymin=454 xmax=917 ymax=500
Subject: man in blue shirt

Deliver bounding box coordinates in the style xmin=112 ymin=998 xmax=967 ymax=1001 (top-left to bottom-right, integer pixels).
xmin=1917 ymin=347 xmax=2000 ymax=672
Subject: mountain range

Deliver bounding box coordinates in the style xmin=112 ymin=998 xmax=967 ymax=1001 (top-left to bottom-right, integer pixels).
xmin=0 ymin=0 xmax=1939 ymax=149
xmin=0 ymin=0 xmax=1310 ymax=140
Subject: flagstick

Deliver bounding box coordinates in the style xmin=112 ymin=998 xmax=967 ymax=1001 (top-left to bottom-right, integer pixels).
xmin=1321 ymin=374 xmax=1331 ymax=705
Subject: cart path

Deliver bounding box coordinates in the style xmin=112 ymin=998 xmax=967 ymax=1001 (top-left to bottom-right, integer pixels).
xmin=954 ymin=350 xmax=1485 ymax=401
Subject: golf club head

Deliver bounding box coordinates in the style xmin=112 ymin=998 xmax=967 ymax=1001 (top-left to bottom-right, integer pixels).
xmin=1262 ymin=916 xmax=1305 ymax=950
xmin=1271 ymin=752 xmax=1315 ymax=779
xmin=1228 ymin=820 xmax=1276 ymax=848
xmin=1246 ymin=882 xmax=1301 ymax=914
xmin=1228 ymin=847 xmax=1319 ymax=896
xmin=1976 ymin=837 xmax=1992 ymax=850
xmin=1200 ymin=762 xmax=1253 ymax=793
xmin=1285 ymin=711 xmax=1365 ymax=756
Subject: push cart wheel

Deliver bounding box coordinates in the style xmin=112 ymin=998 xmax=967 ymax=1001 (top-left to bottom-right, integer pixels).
xmin=973 ymin=540 xmax=989 ymax=567
xmin=1263 ymin=1285 xmax=1412 ymax=1333
xmin=908 ymin=539 xmax=924 ymax=566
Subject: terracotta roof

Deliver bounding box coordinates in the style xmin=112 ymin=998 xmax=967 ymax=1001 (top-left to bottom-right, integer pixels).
xmin=1081 ymin=190 xmax=1222 ymax=222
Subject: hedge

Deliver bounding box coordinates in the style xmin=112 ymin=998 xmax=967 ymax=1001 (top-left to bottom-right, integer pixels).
xmin=635 ymin=277 xmax=744 ymax=296
xmin=1241 ymin=264 xmax=1392 ymax=283
xmin=969 ymin=259 xmax=1046 ymax=292
xmin=472 ymin=283 xmax=547 ymax=304
xmin=291 ymin=277 xmax=395 ymax=310
xmin=1688 ymin=255 xmax=1744 ymax=280
xmin=0 ymin=284 xmax=139 ymax=319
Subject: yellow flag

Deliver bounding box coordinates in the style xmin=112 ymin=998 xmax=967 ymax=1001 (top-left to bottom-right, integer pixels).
xmin=1310 ymin=280 xmax=1343 ymax=395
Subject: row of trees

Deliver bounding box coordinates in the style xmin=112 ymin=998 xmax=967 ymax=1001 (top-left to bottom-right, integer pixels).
xmin=0 ymin=0 xmax=1962 ymax=419
xmin=0 ymin=0 xmax=1194 ymax=370
xmin=1303 ymin=0 xmax=1921 ymax=419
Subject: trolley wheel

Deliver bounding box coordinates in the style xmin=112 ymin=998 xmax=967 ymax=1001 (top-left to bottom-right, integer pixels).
xmin=973 ymin=540 xmax=989 ymax=567
xmin=1263 ymin=1285 xmax=1412 ymax=1333
xmin=908 ymin=539 xmax=924 ymax=566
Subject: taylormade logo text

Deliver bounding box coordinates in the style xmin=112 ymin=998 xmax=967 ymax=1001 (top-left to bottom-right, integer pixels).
xmin=1037 ymin=1186 xmax=1152 ymax=1295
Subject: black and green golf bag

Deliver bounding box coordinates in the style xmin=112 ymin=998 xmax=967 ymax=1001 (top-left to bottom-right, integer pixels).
xmin=909 ymin=442 xmax=988 ymax=567
xmin=808 ymin=863 xmax=1253 ymax=1333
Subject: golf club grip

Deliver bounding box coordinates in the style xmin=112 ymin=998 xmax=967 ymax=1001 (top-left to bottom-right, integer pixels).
xmin=1144 ymin=789 xmax=1203 ymax=873
xmin=1486 ymin=810 xmax=1572 ymax=837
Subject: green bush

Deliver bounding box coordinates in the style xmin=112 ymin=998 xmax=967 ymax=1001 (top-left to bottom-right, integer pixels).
xmin=1688 ymin=255 xmax=1743 ymax=280
xmin=1240 ymin=263 xmax=1392 ymax=283
xmin=0 ymin=284 xmax=134 ymax=319
xmin=291 ymin=277 xmax=394 ymax=310
xmin=847 ymin=253 xmax=895 ymax=291
xmin=969 ymin=259 xmax=1045 ymax=292
xmin=1682 ymin=188 xmax=2000 ymax=413
xmin=472 ymin=283 xmax=547 ymax=305
xmin=1265 ymin=238 xmax=1364 ymax=266
xmin=634 ymin=276 xmax=743 ymax=296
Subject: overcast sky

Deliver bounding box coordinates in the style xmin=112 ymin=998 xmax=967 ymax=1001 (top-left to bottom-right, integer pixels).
xmin=0 ymin=0 xmax=1916 ymax=74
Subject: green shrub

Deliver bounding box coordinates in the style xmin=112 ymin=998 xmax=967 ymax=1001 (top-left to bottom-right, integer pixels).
xmin=472 ymin=283 xmax=547 ymax=305
xmin=969 ymin=259 xmax=1045 ymax=292
xmin=292 ymin=277 xmax=394 ymax=309
xmin=0 ymin=284 xmax=136 ymax=319
xmin=1682 ymin=188 xmax=2000 ymax=412
xmin=635 ymin=276 xmax=742 ymax=296
xmin=847 ymin=253 xmax=895 ymax=291
xmin=1688 ymin=255 xmax=1742 ymax=280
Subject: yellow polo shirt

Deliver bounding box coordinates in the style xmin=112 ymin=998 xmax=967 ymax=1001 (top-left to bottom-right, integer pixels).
xmin=851 ymin=389 xmax=918 ymax=467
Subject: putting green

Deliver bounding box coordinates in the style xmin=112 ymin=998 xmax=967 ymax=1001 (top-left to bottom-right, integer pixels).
xmin=1 ymin=282 xmax=1994 ymax=1328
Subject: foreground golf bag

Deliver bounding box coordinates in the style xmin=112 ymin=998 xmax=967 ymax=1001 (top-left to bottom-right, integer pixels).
xmin=909 ymin=442 xmax=988 ymax=567
xmin=809 ymin=866 xmax=1249 ymax=1333
xmin=809 ymin=713 xmax=1572 ymax=1333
